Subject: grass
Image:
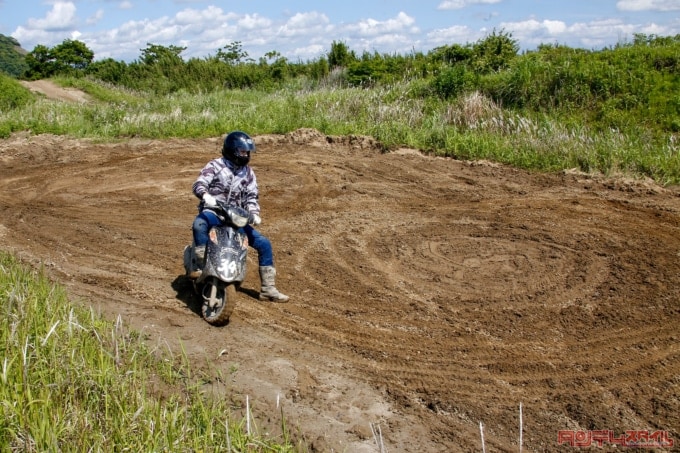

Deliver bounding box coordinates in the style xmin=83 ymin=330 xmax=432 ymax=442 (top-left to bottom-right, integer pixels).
xmin=0 ymin=252 xmax=297 ymax=452
xmin=0 ymin=75 xmax=678 ymax=185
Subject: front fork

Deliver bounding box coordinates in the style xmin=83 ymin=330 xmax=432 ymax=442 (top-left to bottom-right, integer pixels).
xmin=202 ymin=277 xmax=223 ymax=309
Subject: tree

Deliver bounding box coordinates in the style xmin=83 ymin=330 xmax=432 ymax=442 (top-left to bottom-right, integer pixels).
xmin=139 ymin=43 xmax=185 ymax=66
xmin=328 ymin=41 xmax=356 ymax=68
xmin=429 ymin=43 xmax=473 ymax=65
xmin=308 ymin=57 xmax=329 ymax=80
xmin=217 ymin=41 xmax=250 ymax=65
xmin=51 ymin=39 xmax=94 ymax=70
xmin=24 ymin=44 xmax=55 ymax=79
xmin=85 ymin=58 xmax=128 ymax=84
xmin=262 ymin=51 xmax=288 ymax=81
xmin=24 ymin=39 xmax=94 ymax=78
xmin=472 ymin=29 xmax=519 ymax=73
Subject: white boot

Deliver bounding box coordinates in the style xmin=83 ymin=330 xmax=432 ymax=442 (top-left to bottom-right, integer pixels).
xmin=259 ymin=266 xmax=289 ymax=302
xmin=188 ymin=245 xmax=205 ymax=279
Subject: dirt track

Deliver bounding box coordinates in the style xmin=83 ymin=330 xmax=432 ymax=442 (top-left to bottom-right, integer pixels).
xmin=1 ymin=126 xmax=679 ymax=452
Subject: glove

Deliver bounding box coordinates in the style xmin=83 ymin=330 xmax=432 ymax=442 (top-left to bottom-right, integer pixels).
xmin=202 ymin=193 xmax=217 ymax=208
xmin=249 ymin=213 xmax=261 ymax=226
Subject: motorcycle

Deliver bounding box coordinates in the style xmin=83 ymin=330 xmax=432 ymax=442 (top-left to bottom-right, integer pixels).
xmin=183 ymin=201 xmax=250 ymax=326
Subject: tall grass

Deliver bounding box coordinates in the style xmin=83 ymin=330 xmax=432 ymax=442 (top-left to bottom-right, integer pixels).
xmin=0 ymin=75 xmax=678 ymax=184
xmin=0 ymin=252 xmax=295 ymax=452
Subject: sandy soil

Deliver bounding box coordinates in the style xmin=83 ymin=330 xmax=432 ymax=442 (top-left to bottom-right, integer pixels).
xmin=19 ymin=79 xmax=92 ymax=103
xmin=1 ymin=82 xmax=679 ymax=452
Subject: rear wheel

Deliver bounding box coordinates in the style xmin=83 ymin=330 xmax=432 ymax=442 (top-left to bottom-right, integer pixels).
xmin=201 ymin=278 xmax=236 ymax=326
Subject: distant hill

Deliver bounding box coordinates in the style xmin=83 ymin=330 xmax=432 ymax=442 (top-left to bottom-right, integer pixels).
xmin=0 ymin=34 xmax=29 ymax=78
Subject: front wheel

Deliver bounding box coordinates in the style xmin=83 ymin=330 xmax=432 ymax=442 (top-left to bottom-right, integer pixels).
xmin=201 ymin=277 xmax=236 ymax=326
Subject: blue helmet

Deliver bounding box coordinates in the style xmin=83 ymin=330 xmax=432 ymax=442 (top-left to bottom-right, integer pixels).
xmin=222 ymin=131 xmax=255 ymax=166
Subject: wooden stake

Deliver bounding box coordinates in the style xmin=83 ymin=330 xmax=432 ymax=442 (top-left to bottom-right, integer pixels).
xmin=480 ymin=421 xmax=486 ymax=453
xmin=519 ymin=402 xmax=524 ymax=453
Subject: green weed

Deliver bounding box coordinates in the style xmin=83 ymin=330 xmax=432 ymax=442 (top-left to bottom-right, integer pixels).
xmin=0 ymin=252 xmax=296 ymax=452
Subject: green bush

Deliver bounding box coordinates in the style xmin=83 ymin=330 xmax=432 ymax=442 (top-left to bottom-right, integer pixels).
xmin=431 ymin=64 xmax=477 ymax=99
xmin=471 ymin=29 xmax=519 ymax=73
xmin=0 ymin=72 xmax=33 ymax=111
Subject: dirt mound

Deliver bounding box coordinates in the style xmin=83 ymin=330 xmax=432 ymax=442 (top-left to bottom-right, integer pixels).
xmin=19 ymin=79 xmax=91 ymax=103
xmin=258 ymin=127 xmax=384 ymax=151
xmin=1 ymin=130 xmax=678 ymax=452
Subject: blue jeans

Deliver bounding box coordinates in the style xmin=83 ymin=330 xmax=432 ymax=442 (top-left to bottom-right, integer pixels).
xmin=192 ymin=210 xmax=274 ymax=266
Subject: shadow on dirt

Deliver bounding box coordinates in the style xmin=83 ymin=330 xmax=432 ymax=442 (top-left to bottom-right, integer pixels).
xmin=236 ymin=285 xmax=260 ymax=300
xmin=171 ymin=275 xmax=202 ymax=316
xmin=171 ymin=275 xmax=262 ymax=318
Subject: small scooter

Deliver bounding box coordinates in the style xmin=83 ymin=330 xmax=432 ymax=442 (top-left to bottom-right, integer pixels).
xmin=183 ymin=201 xmax=250 ymax=326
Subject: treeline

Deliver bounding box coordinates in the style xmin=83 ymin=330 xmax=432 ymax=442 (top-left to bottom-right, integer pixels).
xmin=3 ymin=31 xmax=680 ymax=132
xmin=14 ymin=30 xmax=525 ymax=93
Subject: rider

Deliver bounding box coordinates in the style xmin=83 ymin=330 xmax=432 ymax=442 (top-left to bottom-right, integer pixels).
xmin=188 ymin=131 xmax=289 ymax=303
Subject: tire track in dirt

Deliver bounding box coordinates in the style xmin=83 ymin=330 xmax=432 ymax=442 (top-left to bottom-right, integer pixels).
xmin=1 ymin=130 xmax=679 ymax=452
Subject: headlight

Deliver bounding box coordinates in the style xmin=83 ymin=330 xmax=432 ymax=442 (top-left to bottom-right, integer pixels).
xmin=227 ymin=207 xmax=249 ymax=228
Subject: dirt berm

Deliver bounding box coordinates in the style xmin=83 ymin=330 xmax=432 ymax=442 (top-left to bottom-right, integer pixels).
xmin=1 ymin=125 xmax=679 ymax=452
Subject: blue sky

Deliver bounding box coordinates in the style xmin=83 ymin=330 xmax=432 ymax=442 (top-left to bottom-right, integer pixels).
xmin=1 ymin=0 xmax=679 ymax=62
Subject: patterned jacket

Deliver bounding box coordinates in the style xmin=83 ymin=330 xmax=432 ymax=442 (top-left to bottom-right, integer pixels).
xmin=192 ymin=157 xmax=260 ymax=216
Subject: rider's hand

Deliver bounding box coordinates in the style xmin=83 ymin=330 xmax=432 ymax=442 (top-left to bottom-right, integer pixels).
xmin=249 ymin=213 xmax=261 ymax=226
xmin=202 ymin=193 xmax=217 ymax=207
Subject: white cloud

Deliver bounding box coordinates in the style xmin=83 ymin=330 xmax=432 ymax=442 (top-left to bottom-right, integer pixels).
xmin=289 ymin=43 xmax=326 ymax=60
xmin=371 ymin=33 xmax=419 ymax=49
xmin=426 ymin=25 xmax=478 ymax=46
xmin=501 ymin=18 xmax=639 ymax=49
xmin=12 ymin=1 xmax=79 ymax=48
xmin=12 ymin=27 xmax=52 ymax=48
xmin=541 ymin=20 xmax=568 ymax=35
xmin=25 ymin=1 xmax=77 ymax=31
xmin=86 ymin=9 xmax=104 ymax=26
xmin=616 ymin=0 xmax=680 ymax=11
xmin=239 ymin=13 xmax=274 ymax=31
xmin=175 ymin=6 xmax=228 ymax=25
xmin=437 ymin=0 xmax=502 ymax=10
xmin=277 ymin=12 xmax=329 ymax=38
xmin=504 ymin=19 xmax=568 ymax=36
xmin=346 ymin=12 xmax=418 ymax=37
xmin=426 ymin=14 xmax=672 ymax=51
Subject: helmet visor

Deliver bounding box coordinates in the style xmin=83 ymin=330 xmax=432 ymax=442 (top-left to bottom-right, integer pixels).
xmin=234 ymin=147 xmax=250 ymax=159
